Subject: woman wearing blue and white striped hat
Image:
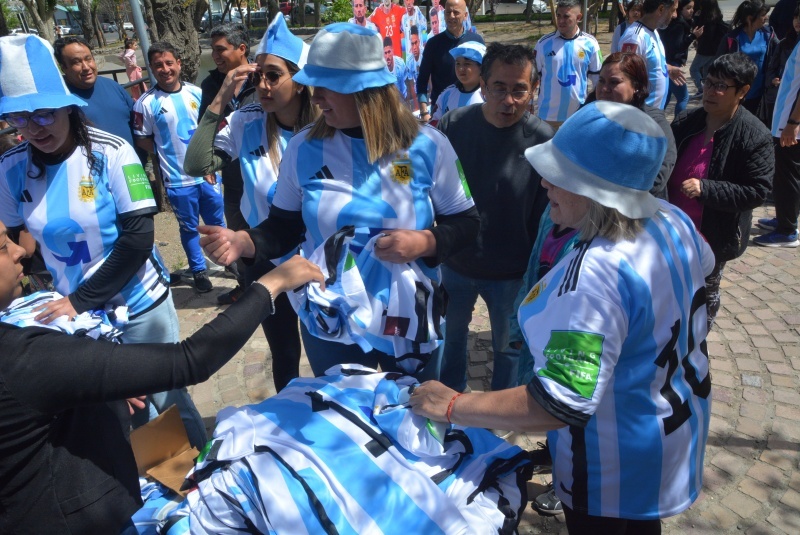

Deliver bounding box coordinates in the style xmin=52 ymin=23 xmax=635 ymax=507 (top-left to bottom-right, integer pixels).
xmin=0 ymin=34 xmax=210 ymax=448
xmin=201 ymin=23 xmax=480 ymax=378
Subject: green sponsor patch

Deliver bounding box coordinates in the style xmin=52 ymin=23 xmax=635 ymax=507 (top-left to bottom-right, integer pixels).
xmin=455 ymin=160 xmax=471 ymax=199
xmin=537 ymin=330 xmax=603 ymax=399
xmin=344 ymin=251 xmax=357 ymax=271
xmin=123 ymin=163 xmax=154 ymax=202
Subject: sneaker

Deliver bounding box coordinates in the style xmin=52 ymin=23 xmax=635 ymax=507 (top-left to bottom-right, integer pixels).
xmin=756 ymin=217 xmax=778 ymax=231
xmin=533 ymin=486 xmax=562 ymax=515
xmin=690 ymin=91 xmax=703 ymax=100
xmin=169 ymin=270 xmax=187 ymax=286
xmin=753 ymin=230 xmax=800 ymax=248
xmin=216 ymin=285 xmax=244 ymax=305
xmin=193 ymin=270 xmax=213 ymax=293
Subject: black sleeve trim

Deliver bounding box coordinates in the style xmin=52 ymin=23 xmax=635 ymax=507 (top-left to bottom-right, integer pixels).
xmin=243 ymin=208 xmax=306 ymax=265
xmin=526 ymin=377 xmax=590 ymax=428
xmin=69 ymin=215 xmax=155 ymax=313
xmin=425 ymin=206 xmax=481 ymax=267
xmin=119 ymin=206 xmax=159 ymax=220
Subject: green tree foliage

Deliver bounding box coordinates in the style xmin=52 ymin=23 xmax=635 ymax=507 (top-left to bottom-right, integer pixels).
xmin=323 ymin=0 xmax=352 ymax=23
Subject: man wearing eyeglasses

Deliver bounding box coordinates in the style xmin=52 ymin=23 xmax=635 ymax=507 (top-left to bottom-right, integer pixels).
xmin=417 ymin=0 xmax=484 ymax=122
xmin=198 ymin=23 xmax=258 ymax=305
xmin=437 ymin=43 xmax=554 ymax=400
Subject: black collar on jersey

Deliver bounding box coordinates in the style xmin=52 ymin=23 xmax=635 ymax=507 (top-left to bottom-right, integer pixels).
xmin=340 ymin=126 xmax=365 ymax=139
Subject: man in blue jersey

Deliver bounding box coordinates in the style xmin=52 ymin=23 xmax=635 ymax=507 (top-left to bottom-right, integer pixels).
xmin=534 ymin=0 xmax=602 ymax=129
xmin=384 ymin=36 xmax=413 ymax=102
xmin=134 ymin=42 xmax=226 ymax=293
xmin=438 ymin=43 xmax=553 ymax=396
xmin=619 ymin=0 xmax=681 ymax=109
xmin=412 ymin=101 xmax=714 ymax=534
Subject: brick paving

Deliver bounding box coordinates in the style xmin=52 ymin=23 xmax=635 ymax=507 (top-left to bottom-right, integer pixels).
xmin=164 ymin=11 xmax=800 ymax=534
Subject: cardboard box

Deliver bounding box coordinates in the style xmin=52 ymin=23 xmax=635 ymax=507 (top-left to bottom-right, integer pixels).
xmin=130 ymin=405 xmax=200 ymax=496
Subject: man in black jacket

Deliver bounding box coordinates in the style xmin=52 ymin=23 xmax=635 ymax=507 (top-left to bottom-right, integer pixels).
xmin=199 ymin=23 xmax=258 ymax=304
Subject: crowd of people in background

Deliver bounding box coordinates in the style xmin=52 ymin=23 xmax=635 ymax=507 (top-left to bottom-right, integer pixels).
xmin=1 ymin=0 xmax=799 ymax=532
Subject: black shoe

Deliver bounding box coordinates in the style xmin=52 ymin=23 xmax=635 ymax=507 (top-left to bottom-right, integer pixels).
xmin=169 ymin=270 xmax=186 ymax=286
xmin=193 ymin=270 xmax=213 ymax=293
xmin=216 ymin=285 xmax=244 ymax=305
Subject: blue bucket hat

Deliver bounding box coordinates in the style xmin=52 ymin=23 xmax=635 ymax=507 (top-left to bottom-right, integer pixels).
xmin=292 ymin=23 xmax=395 ymax=94
xmin=524 ymin=101 xmax=666 ymax=219
xmin=0 ymin=34 xmax=86 ymax=116
xmin=255 ymin=13 xmax=309 ymax=68
xmin=449 ymin=41 xmax=486 ymax=64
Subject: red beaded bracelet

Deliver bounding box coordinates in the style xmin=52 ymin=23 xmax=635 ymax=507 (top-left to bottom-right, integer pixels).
xmin=446 ymin=392 xmax=463 ymax=424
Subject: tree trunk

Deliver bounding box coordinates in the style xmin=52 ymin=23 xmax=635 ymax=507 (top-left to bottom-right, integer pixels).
xmin=149 ymin=0 xmax=203 ymax=83
xmin=93 ymin=13 xmax=106 ymax=47
xmin=0 ymin=1 xmax=9 ymax=36
xmin=19 ymin=0 xmax=56 ymax=41
xmin=142 ymin=0 xmax=162 ymax=42
xmin=75 ymin=0 xmax=97 ymax=46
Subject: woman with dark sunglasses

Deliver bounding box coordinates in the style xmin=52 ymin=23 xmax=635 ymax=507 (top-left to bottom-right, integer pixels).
xmin=185 ymin=15 xmax=318 ymax=393
xmin=0 ymin=34 xmax=211 ymax=449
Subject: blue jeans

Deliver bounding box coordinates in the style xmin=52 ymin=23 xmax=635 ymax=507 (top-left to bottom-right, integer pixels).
xmin=300 ymin=324 xmax=442 ymax=382
xmin=439 ymin=266 xmax=522 ymax=392
xmin=690 ymin=54 xmax=714 ymax=93
xmin=666 ymin=77 xmax=689 ymax=115
xmin=121 ymin=295 xmax=208 ymax=449
xmin=166 ymin=181 xmax=225 ymax=273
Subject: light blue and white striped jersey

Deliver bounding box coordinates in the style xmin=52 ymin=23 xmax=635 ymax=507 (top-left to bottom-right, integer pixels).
xmin=518 ymin=201 xmax=715 ymax=520
xmin=168 ymin=366 xmax=532 ymax=534
xmin=620 ymin=22 xmax=669 ymax=109
xmin=534 ymin=31 xmax=603 ymax=122
xmin=0 ymin=291 xmax=126 ymax=341
xmin=288 ymin=226 xmax=444 ymax=365
xmin=133 ymin=83 xmax=204 ymax=188
xmin=431 ymin=84 xmax=484 ymax=124
xmin=213 ymin=103 xmax=293 ymax=227
xmin=406 ymin=54 xmax=420 ymax=86
xmin=610 ymin=20 xmax=630 ymax=53
xmin=772 ymin=40 xmax=800 ymax=139
xmin=272 ymin=123 xmax=475 ymax=258
xmin=347 ymin=17 xmax=379 ymax=32
xmin=389 ymin=55 xmax=410 ymax=100
xmin=0 ymin=130 xmax=170 ymax=316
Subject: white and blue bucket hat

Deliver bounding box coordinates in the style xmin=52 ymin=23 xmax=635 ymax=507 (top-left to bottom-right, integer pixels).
xmin=293 ymin=23 xmax=395 ymax=94
xmin=524 ymin=101 xmax=667 ymax=219
xmin=255 ymin=13 xmax=310 ymax=68
xmin=0 ymin=34 xmax=86 ymax=116
xmin=449 ymin=41 xmax=487 ymax=64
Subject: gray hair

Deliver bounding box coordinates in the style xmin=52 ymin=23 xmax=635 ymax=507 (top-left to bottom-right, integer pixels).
xmin=576 ymin=200 xmax=645 ymax=242
xmin=210 ymin=23 xmax=250 ymax=57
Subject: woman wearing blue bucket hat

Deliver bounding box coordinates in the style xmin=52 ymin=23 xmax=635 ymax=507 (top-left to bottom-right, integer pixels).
xmin=0 ymin=35 xmax=211 ymax=449
xmin=410 ymin=101 xmax=716 ymax=533
xmin=186 ymin=14 xmax=318 ymax=393
xmin=201 ymin=23 xmax=480 ymax=378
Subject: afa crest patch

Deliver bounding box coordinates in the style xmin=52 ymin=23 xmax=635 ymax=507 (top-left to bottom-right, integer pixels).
xmin=391 ymin=153 xmax=413 ymax=185
xmin=522 ymin=280 xmax=545 ymax=305
xmin=79 ymin=176 xmax=95 ymax=202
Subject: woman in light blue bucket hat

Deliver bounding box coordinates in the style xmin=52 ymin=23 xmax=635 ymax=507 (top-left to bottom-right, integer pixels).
xmin=410 ymin=101 xmax=717 ymax=533
xmin=0 ymin=35 xmax=211 ymax=449
xmin=201 ymin=23 xmax=480 ymax=379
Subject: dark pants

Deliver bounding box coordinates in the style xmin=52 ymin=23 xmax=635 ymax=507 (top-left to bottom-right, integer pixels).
xmin=245 ymin=258 xmax=302 ymax=392
xmin=705 ymin=260 xmax=726 ymax=330
xmin=773 ymin=139 xmax=800 ymax=234
xmin=563 ymin=505 xmax=662 ymax=535
xmin=222 ymin=163 xmax=248 ymax=286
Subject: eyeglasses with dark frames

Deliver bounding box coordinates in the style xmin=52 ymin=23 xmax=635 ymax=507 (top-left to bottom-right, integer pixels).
xmin=248 ymin=69 xmax=287 ymax=87
xmin=4 ymin=110 xmax=58 ymax=129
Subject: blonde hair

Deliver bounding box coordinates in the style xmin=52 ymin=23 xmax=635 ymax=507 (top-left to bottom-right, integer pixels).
xmin=576 ymin=200 xmax=645 ymax=242
xmin=265 ymin=61 xmax=319 ymax=173
xmin=307 ymin=84 xmax=419 ymax=163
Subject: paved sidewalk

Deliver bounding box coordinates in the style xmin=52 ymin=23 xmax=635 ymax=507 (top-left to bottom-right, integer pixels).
xmin=174 ymin=203 xmax=800 ymax=534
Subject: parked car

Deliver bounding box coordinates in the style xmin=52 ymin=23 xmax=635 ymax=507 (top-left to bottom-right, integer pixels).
xmin=107 ymin=23 xmax=118 ymax=32
xmin=279 ymin=2 xmax=292 ymax=15
xmin=516 ymin=0 xmax=550 ymax=13
xmin=123 ymin=22 xmax=134 ymax=31
xmin=200 ymin=11 xmax=243 ymax=32
xmin=292 ymin=3 xmax=328 ymax=20
xmin=67 ymin=26 xmax=83 ymax=35
xmin=9 ymin=28 xmax=38 ymax=35
xmin=251 ymin=10 xmax=268 ymax=24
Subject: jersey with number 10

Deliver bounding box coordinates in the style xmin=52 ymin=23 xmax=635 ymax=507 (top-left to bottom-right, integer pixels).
xmin=518 ymin=201 xmax=715 ymax=520
xmin=620 ymin=22 xmax=669 ymax=109
xmin=272 ymin=124 xmax=475 ymax=258
xmin=0 ymin=130 xmax=169 ymax=316
xmin=133 ymin=83 xmax=204 ymax=188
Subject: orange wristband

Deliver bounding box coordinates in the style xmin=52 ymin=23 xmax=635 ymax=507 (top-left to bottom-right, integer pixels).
xmin=446 ymin=392 xmax=463 ymax=424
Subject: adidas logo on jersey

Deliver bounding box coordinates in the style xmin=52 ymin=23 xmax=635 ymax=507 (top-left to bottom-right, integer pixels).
xmin=250 ymin=145 xmax=267 ymax=157
xmin=157 ymin=108 xmax=168 ymax=116
xmin=547 ymin=51 xmax=556 ymax=57
xmin=309 ymin=165 xmax=334 ymax=181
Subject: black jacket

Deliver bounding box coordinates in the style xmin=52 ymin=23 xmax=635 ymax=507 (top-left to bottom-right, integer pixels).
xmin=671 ymin=106 xmax=774 ymax=262
xmin=661 ymin=17 xmax=695 ymax=66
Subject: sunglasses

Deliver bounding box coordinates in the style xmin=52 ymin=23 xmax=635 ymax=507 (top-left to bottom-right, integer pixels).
xmin=5 ymin=110 xmax=58 ymax=129
xmin=248 ymin=70 xmax=287 ymax=87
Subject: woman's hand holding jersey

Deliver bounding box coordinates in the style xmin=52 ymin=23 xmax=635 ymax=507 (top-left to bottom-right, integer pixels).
xmin=374 ymin=229 xmax=437 ymax=263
